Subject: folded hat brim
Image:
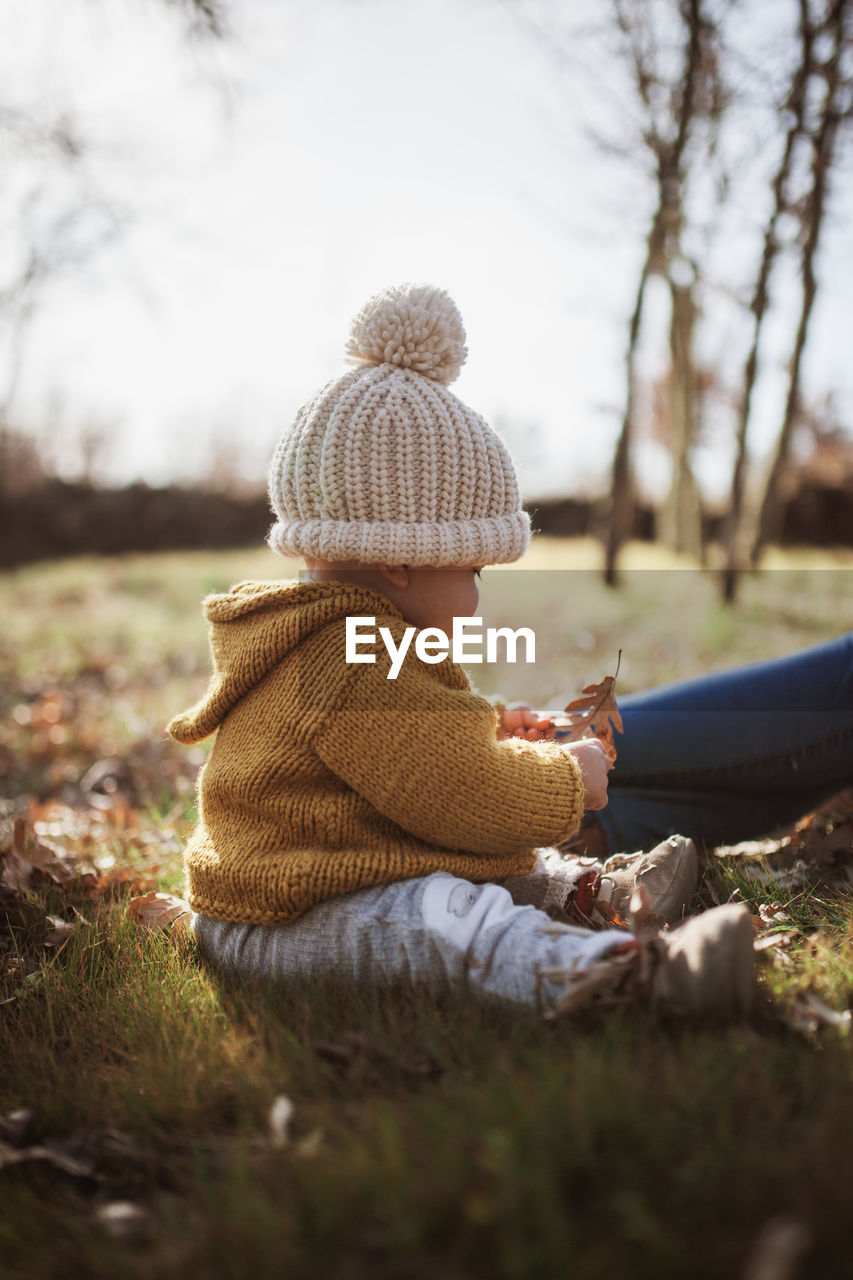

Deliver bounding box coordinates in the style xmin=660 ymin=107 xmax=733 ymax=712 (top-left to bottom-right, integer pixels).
xmin=268 ymin=512 xmax=531 ymax=567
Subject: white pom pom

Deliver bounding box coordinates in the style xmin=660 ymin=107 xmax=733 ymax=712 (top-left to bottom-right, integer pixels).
xmin=345 ymin=283 xmax=468 ymax=385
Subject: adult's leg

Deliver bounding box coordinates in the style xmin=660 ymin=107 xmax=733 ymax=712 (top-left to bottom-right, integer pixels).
xmin=191 ymin=873 xmax=628 ymax=1014
xmin=595 ymin=632 xmax=853 ymax=853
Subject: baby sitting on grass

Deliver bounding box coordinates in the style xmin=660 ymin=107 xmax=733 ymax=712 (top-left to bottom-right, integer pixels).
xmin=168 ymin=283 xmax=754 ymax=1019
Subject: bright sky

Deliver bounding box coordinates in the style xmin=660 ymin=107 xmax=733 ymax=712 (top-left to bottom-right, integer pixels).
xmin=3 ymin=0 xmax=852 ymax=500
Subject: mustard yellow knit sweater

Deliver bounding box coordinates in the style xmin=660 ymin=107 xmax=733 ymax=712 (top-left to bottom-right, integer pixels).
xmin=168 ymin=580 xmax=586 ymax=925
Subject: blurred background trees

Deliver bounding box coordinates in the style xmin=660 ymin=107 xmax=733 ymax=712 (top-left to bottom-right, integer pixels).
xmin=1 ymin=0 xmax=851 ymax=584
xmin=746 ymin=0 xmax=852 ymax=578
xmin=588 ymin=0 xmax=853 ymax=594
xmin=0 ymin=0 xmax=226 ymax=494
xmin=601 ymin=0 xmax=726 ymax=583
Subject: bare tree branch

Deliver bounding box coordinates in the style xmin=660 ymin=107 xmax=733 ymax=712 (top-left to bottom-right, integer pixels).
xmin=720 ymin=0 xmax=816 ymax=601
xmin=0 ymin=0 xmax=229 ymax=425
xmin=605 ymin=0 xmax=722 ymax=582
xmin=164 ymin=0 xmax=229 ymax=40
xmin=750 ymin=0 xmax=851 ymax=565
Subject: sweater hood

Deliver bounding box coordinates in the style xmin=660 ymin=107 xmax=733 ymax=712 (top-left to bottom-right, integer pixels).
xmin=167 ymin=579 xmax=402 ymax=743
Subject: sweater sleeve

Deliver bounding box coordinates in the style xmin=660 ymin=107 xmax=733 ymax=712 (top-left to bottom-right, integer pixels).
xmin=313 ymin=627 xmax=586 ymax=857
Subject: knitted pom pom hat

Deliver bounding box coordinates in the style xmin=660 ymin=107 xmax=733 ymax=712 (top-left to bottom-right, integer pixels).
xmin=267 ymin=283 xmax=530 ymax=566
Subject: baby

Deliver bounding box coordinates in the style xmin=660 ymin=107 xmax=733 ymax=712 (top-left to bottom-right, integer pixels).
xmin=169 ymin=284 xmax=754 ymax=1018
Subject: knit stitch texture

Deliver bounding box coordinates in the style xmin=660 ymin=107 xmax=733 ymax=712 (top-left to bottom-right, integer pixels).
xmin=267 ymin=284 xmax=530 ymax=566
xmin=168 ymin=580 xmax=586 ymax=925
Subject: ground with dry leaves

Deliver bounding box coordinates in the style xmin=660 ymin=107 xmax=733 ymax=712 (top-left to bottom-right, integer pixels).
xmin=1 ymin=542 xmax=851 ymax=1280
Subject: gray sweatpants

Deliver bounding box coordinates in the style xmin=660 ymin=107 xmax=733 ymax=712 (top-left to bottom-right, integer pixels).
xmin=191 ymin=855 xmax=629 ymax=1015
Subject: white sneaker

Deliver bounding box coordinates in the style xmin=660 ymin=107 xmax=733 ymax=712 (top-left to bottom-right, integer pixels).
xmin=647 ymin=903 xmax=755 ymax=1018
xmin=549 ymin=902 xmax=755 ymax=1021
xmin=597 ymin=835 xmax=699 ymax=927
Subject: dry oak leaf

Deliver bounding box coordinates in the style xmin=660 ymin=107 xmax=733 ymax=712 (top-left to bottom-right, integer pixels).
xmin=127 ymin=891 xmax=191 ymax=933
xmin=96 ymin=864 xmax=158 ymax=897
xmin=44 ymin=915 xmax=76 ymax=948
xmin=558 ymin=655 xmax=623 ymax=763
xmin=0 ymin=815 xmax=77 ymax=895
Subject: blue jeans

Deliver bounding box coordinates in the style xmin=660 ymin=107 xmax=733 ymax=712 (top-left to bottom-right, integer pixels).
xmin=595 ymin=633 xmax=853 ymax=853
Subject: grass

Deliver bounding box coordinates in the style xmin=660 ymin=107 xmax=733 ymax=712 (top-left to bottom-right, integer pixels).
xmin=1 ymin=539 xmax=852 ymax=1278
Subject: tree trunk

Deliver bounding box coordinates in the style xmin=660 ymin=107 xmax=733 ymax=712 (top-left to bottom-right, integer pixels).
xmin=721 ymin=0 xmax=814 ymax=602
xmin=604 ymin=248 xmax=650 ymax=587
xmin=604 ymin=0 xmax=707 ymax=585
xmin=750 ymin=0 xmax=847 ymax=566
xmin=656 ymin=0 xmax=705 ymax=563
xmin=659 ymin=273 xmax=703 ymax=558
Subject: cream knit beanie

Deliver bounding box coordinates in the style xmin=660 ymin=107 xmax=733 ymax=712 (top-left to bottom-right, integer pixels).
xmin=267 ymin=283 xmax=530 ymax=566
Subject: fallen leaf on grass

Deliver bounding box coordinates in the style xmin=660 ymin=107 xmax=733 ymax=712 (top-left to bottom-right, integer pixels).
xmin=743 ymin=1215 xmax=810 ymax=1280
xmin=790 ymin=788 xmax=853 ymax=868
xmin=314 ymin=1040 xmax=355 ymax=1067
xmin=542 ymin=949 xmax=638 ymax=1017
xmin=715 ymin=839 xmax=789 ymax=860
xmin=741 ymin=861 xmax=807 ymax=892
xmin=295 ymin=1129 xmax=323 ymax=1159
xmin=31 ymin=798 xmax=136 ymax=840
xmin=313 ymin=1031 xmax=442 ymax=1080
xmin=96 ymin=865 xmax=158 ymax=896
xmin=758 ymin=902 xmax=790 ymax=925
xmin=782 ymin=990 xmax=852 ymax=1034
xmin=0 ymin=815 xmax=77 ymax=895
xmin=754 ymin=932 xmax=795 ymax=953
xmin=0 ymin=1139 xmax=95 ymax=1179
xmin=269 ymin=1095 xmax=294 ymax=1149
xmin=95 ymin=1201 xmax=150 ymax=1240
xmin=43 ymin=915 xmax=76 ymax=948
xmin=586 ymin=895 xmax=629 ymax=930
xmin=713 ymin=790 xmax=853 ymax=897
xmin=0 ymin=1109 xmax=33 ymax=1146
xmin=0 ymin=805 xmax=160 ymax=905
xmin=127 ymin=892 xmax=191 ymax=933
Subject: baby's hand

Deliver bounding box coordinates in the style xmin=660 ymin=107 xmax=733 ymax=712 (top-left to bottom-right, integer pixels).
xmin=559 ymin=738 xmax=611 ymax=810
xmin=499 ymin=703 xmax=553 ymax=741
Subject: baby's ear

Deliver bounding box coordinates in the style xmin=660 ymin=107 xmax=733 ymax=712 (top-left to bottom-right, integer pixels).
xmin=377 ymin=564 xmax=410 ymax=588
